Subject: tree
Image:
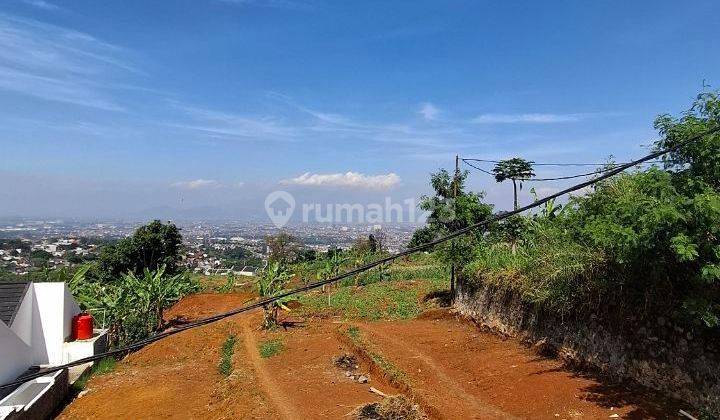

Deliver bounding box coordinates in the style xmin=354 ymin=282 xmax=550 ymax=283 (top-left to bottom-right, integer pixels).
xmin=410 ymin=168 xmax=493 ymax=249
xmin=493 ymin=158 xmax=535 ymax=210
xmin=296 ymin=248 xmax=317 ymax=262
xmin=94 ymin=220 xmax=183 ymax=282
xmin=30 ymin=249 xmax=53 ymax=261
xmin=654 ymin=91 xmax=720 ymax=190
xmin=67 ymin=253 xmax=86 ymax=264
xmin=132 ymin=220 xmax=183 ymax=274
xmin=30 ymin=250 xmax=53 ymax=268
xmin=266 ymin=232 xmax=301 ymax=265
xmin=369 ymin=231 xmax=385 ymax=253
xmin=409 ymin=168 xmax=494 ymax=297
xmin=352 ymin=233 xmax=383 ymax=255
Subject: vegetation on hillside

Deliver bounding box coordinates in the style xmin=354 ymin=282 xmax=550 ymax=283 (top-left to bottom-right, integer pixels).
xmin=434 ymin=92 xmax=720 ymax=329
xmin=92 ymin=220 xmax=184 ymax=282
xmin=408 ymin=168 xmax=494 ymax=297
xmin=70 ymin=264 xmax=199 ymax=345
xmin=300 ymin=257 xmax=447 ymax=320
xmin=3 ymin=221 xmax=196 ymax=346
xmin=52 ymin=220 xmax=199 ymax=347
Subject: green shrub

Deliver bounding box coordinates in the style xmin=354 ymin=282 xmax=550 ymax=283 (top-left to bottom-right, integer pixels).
xmin=72 ymin=357 xmax=117 ymax=391
xmin=258 ymin=338 xmax=284 ymax=358
xmin=218 ymin=334 xmax=237 ymax=376
xmin=466 ymin=222 xmax=604 ymax=313
xmin=466 ymin=92 xmax=720 ymax=328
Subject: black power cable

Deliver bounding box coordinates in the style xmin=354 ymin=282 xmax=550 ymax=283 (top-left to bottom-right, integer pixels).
xmin=1 ymin=125 xmax=718 ymax=391
xmin=461 ymin=160 xmax=496 ymax=176
xmin=462 ymin=158 xmax=667 ymax=181
xmin=462 ymin=158 xmax=667 ymax=166
xmin=463 ymin=158 xmax=607 ymax=181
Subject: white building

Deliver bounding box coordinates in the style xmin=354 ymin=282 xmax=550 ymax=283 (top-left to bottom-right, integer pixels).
xmin=0 ymin=282 xmax=107 ymax=419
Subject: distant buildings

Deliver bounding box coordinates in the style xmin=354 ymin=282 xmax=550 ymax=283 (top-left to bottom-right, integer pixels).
xmin=1 ymin=220 xmax=418 ymax=279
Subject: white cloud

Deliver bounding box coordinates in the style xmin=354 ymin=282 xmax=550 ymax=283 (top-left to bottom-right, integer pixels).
xmin=0 ymin=15 xmax=135 ymax=110
xmin=169 ymin=104 xmax=297 ymax=141
xmin=273 ymin=96 xmax=466 ymax=147
xmin=0 ymin=68 xmax=124 ymax=111
xmin=418 ymin=102 xmax=439 ymax=120
xmin=22 ymin=0 xmax=60 ymax=10
xmin=280 ymin=172 xmax=401 ymax=190
xmin=171 ymin=99 xmax=458 ymax=147
xmin=471 ymin=113 xmax=586 ymax=124
xmin=171 ymin=179 xmax=222 ymax=190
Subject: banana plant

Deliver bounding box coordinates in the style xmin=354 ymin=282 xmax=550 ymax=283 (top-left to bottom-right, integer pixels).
xmin=71 ymin=264 xmax=197 ymax=345
xmin=530 ymin=187 xmax=564 ymax=219
xmin=256 ymin=261 xmax=294 ymax=329
xmin=317 ymin=252 xmax=348 ymax=304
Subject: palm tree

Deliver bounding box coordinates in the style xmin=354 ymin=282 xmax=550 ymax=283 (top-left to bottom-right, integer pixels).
xmin=492 ymin=158 xmax=535 ymax=210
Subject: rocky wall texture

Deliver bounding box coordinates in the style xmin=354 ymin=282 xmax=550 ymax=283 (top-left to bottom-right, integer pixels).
xmin=455 ymin=278 xmax=720 ymax=415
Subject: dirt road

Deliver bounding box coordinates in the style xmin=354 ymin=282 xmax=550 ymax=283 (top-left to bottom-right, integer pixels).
xmin=59 ymin=293 xmax=684 ymax=419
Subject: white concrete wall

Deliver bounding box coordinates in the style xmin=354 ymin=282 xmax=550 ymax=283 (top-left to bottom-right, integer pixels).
xmin=31 ymin=283 xmax=81 ymax=366
xmin=0 ymin=321 xmax=33 ymax=385
xmin=62 ymin=284 xmax=80 ymax=341
xmin=1 ymin=282 xmax=83 ymax=384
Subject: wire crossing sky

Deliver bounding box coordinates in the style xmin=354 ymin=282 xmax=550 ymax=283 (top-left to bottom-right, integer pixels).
xmin=0 ymin=1 xmax=719 ymax=218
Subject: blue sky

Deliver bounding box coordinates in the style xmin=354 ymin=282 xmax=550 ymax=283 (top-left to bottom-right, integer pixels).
xmin=0 ymin=0 xmax=718 ymax=220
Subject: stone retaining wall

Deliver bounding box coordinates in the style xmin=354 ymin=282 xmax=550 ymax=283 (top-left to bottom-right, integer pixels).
xmin=455 ymin=278 xmax=720 ymax=415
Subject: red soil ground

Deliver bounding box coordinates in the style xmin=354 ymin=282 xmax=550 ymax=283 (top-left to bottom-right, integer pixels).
xmin=352 ymin=310 xmax=681 ymax=419
xmin=59 ymin=293 xmax=686 ymax=419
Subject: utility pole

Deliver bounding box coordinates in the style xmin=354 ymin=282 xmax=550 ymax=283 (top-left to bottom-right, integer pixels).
xmin=450 ymin=154 xmax=459 ymax=299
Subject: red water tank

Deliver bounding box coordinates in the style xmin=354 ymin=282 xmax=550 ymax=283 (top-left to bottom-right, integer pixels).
xmin=72 ymin=312 xmax=94 ymax=340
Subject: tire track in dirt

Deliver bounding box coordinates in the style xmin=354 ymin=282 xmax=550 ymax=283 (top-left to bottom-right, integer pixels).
xmin=239 ymin=317 xmax=299 ymax=420
xmin=361 ymin=323 xmax=517 ymax=419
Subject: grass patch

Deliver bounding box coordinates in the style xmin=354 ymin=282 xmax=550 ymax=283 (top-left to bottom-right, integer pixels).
xmin=195 ymin=273 xmax=255 ymax=293
xmin=218 ymin=334 xmax=237 ymax=376
xmin=93 ymin=357 xmax=117 ymax=375
xmin=465 ymin=231 xmax=604 ymax=313
xmin=343 ymin=326 xmax=407 ymax=384
xmin=258 ymin=338 xmax=284 ymax=359
xmin=347 ymin=325 xmax=360 ymax=340
xmin=72 ymin=357 xmax=117 ymax=391
xmin=367 ymin=351 xmax=407 ymax=384
xmin=300 ymin=272 xmax=448 ymax=321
